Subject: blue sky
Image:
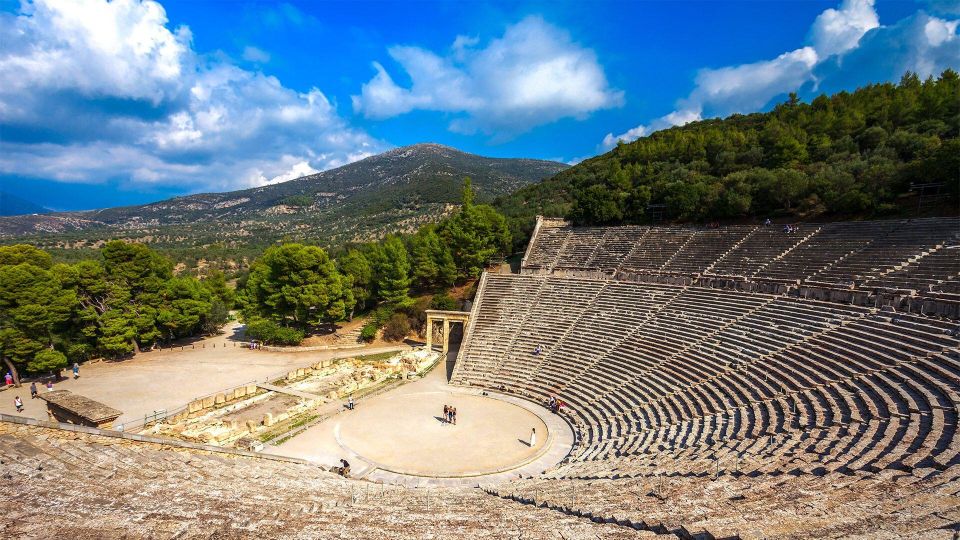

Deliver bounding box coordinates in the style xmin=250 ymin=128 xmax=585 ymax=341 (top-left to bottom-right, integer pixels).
xmin=0 ymin=0 xmax=957 ymax=211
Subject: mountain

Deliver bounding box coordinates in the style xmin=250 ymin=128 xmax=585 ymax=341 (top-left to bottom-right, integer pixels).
xmin=0 ymin=191 xmax=50 ymax=216
xmin=0 ymin=144 xmax=566 ymax=268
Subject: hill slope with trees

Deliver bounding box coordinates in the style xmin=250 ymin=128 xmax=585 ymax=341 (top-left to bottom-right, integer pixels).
xmin=495 ymin=71 xmax=959 ymax=247
xmin=0 ymin=144 xmax=564 ymax=273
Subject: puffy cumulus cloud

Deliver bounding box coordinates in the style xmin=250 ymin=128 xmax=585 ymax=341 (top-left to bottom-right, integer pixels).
xmin=809 ymin=0 xmax=880 ymax=57
xmin=601 ymin=0 xmax=958 ymax=150
xmin=814 ymin=12 xmax=960 ymax=94
xmin=0 ymin=0 xmax=190 ymax=105
xmin=352 ymin=16 xmax=623 ymax=136
xmin=0 ymin=0 xmax=383 ymax=194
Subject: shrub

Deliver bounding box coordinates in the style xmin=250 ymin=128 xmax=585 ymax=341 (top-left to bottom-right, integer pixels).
xmin=382 ymin=313 xmax=411 ymax=342
xmin=30 ymin=349 xmax=68 ymax=374
xmin=280 ymin=194 xmax=314 ymax=207
xmin=272 ymin=326 xmax=305 ymax=346
xmin=244 ymin=318 xmax=304 ymax=346
xmin=359 ymin=322 xmax=378 ymax=342
xmin=430 ymin=292 xmax=458 ymax=311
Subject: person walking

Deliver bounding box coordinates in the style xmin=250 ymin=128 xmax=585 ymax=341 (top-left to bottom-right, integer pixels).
xmin=46 ymin=379 xmax=53 ymax=392
xmin=452 ymin=407 xmax=457 ymax=425
xmin=348 ymin=396 xmax=354 ymax=410
xmin=443 ymin=405 xmax=449 ymax=424
xmin=14 ymin=396 xmax=24 ymax=413
xmin=72 ymin=362 xmax=80 ymax=379
xmin=30 ymin=382 xmax=38 ymax=399
xmin=529 ymin=428 xmax=537 ymax=447
xmin=4 ymin=372 xmax=11 ymax=386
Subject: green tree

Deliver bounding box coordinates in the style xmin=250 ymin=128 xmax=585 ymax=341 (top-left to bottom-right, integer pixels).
xmin=30 ymin=349 xmax=67 ymax=374
xmin=370 ymin=236 xmax=413 ymax=308
xmin=202 ymin=300 xmax=230 ymax=335
xmin=0 ymin=261 xmax=77 ymax=383
xmin=409 ymin=225 xmax=456 ymax=289
xmin=243 ymin=243 xmax=353 ymax=329
xmin=439 ymin=180 xmax=512 ymax=278
xmin=338 ymin=248 xmax=373 ymax=318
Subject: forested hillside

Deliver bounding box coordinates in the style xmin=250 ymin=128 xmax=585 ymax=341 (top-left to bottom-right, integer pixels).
xmin=496 ymin=70 xmax=959 ymax=247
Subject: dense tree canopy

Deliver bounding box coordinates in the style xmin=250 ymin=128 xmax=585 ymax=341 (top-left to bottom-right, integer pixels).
xmin=496 ymin=70 xmax=960 ymax=242
xmin=242 ymin=243 xmax=353 ymax=329
xmin=0 ymin=242 xmax=232 ymax=383
xmin=438 ymin=179 xmax=512 ymax=278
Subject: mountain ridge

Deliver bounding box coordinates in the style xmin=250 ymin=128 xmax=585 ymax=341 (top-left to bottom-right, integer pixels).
xmin=0 ymin=144 xmax=567 ymax=259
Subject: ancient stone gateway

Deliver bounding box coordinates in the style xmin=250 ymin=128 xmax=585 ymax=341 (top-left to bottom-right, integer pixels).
xmin=424 ymin=309 xmax=470 ymax=354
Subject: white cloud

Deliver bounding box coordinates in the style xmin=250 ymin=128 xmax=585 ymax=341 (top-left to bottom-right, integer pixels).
xmin=809 ymin=0 xmax=880 ymax=57
xmin=0 ymin=0 xmax=384 ymax=194
xmin=242 ymin=45 xmax=271 ymax=63
xmin=353 ymin=16 xmax=623 ymax=136
xmin=0 ymin=0 xmax=190 ymax=104
xmin=602 ymin=125 xmax=647 ymax=149
xmin=600 ymin=0 xmax=959 ymax=150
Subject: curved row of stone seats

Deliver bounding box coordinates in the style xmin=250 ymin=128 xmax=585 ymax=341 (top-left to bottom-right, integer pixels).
xmin=0 ymin=420 xmax=643 ymax=539
xmin=454 ymin=274 xmax=959 ymax=491
xmin=934 ymin=278 xmax=960 ymax=294
xmin=549 ymin=226 xmax=608 ymax=270
xmin=586 ymin=226 xmax=647 ymax=270
xmin=620 ymin=227 xmax=695 ymax=271
xmin=490 ymin=460 xmax=959 ymax=539
xmin=521 ymin=226 xmax=570 ymax=270
xmin=756 ymin=220 xmax=898 ymax=281
xmin=661 ymin=225 xmax=755 ymax=274
xmin=521 ymin=217 xmax=960 ymax=293
xmin=808 ymin=217 xmax=960 ymax=286
xmin=866 ymin=242 xmax=960 ymax=291
xmin=706 ymin=226 xmax=818 ymax=278
xmin=572 ymin=349 xmax=959 ymax=476
xmin=577 ymin=312 xmax=958 ymax=463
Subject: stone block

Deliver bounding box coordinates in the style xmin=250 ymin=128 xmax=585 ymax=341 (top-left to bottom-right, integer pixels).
xmin=263 ymin=413 xmax=274 ymax=427
xmin=202 ymin=396 xmax=215 ymax=409
xmin=188 ymin=400 xmax=203 ymax=413
xmin=245 ymin=420 xmax=258 ymax=432
xmin=246 ymin=384 xmax=257 ymax=395
xmin=215 ymin=393 xmax=226 ymax=405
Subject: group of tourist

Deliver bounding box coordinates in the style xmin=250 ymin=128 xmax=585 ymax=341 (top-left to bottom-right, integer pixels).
xmin=761 ymin=218 xmax=801 ymax=233
xmin=7 ymin=364 xmax=83 ymax=415
xmin=547 ymin=395 xmax=565 ymax=414
xmin=442 ymin=404 xmax=458 ymax=425
xmin=533 ymin=344 xmax=543 ymax=356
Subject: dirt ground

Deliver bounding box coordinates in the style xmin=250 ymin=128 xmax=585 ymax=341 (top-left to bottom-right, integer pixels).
xmin=0 ymin=321 xmax=408 ymax=426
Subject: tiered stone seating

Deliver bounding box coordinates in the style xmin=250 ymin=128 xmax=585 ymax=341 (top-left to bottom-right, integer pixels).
xmin=522 ymin=227 xmax=570 ymax=271
xmin=453 ymin=270 xmax=960 ymax=537
xmin=620 ymin=227 xmax=694 ymax=271
xmin=810 ymin=218 xmax=960 ymax=286
xmin=867 ymin=241 xmax=960 ymax=291
xmin=0 ymin=420 xmax=641 ymax=539
xmin=551 ymin=227 xmax=609 ymax=270
xmin=661 ymin=226 xmax=755 ymax=274
xmin=489 ymin=461 xmax=959 ymax=539
xmin=707 ymin=226 xmax=819 ymax=277
xmin=586 ymin=226 xmax=647 ymax=270
xmin=522 ymin=217 xmax=959 ymax=295
xmin=757 ymin=220 xmax=896 ymax=281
